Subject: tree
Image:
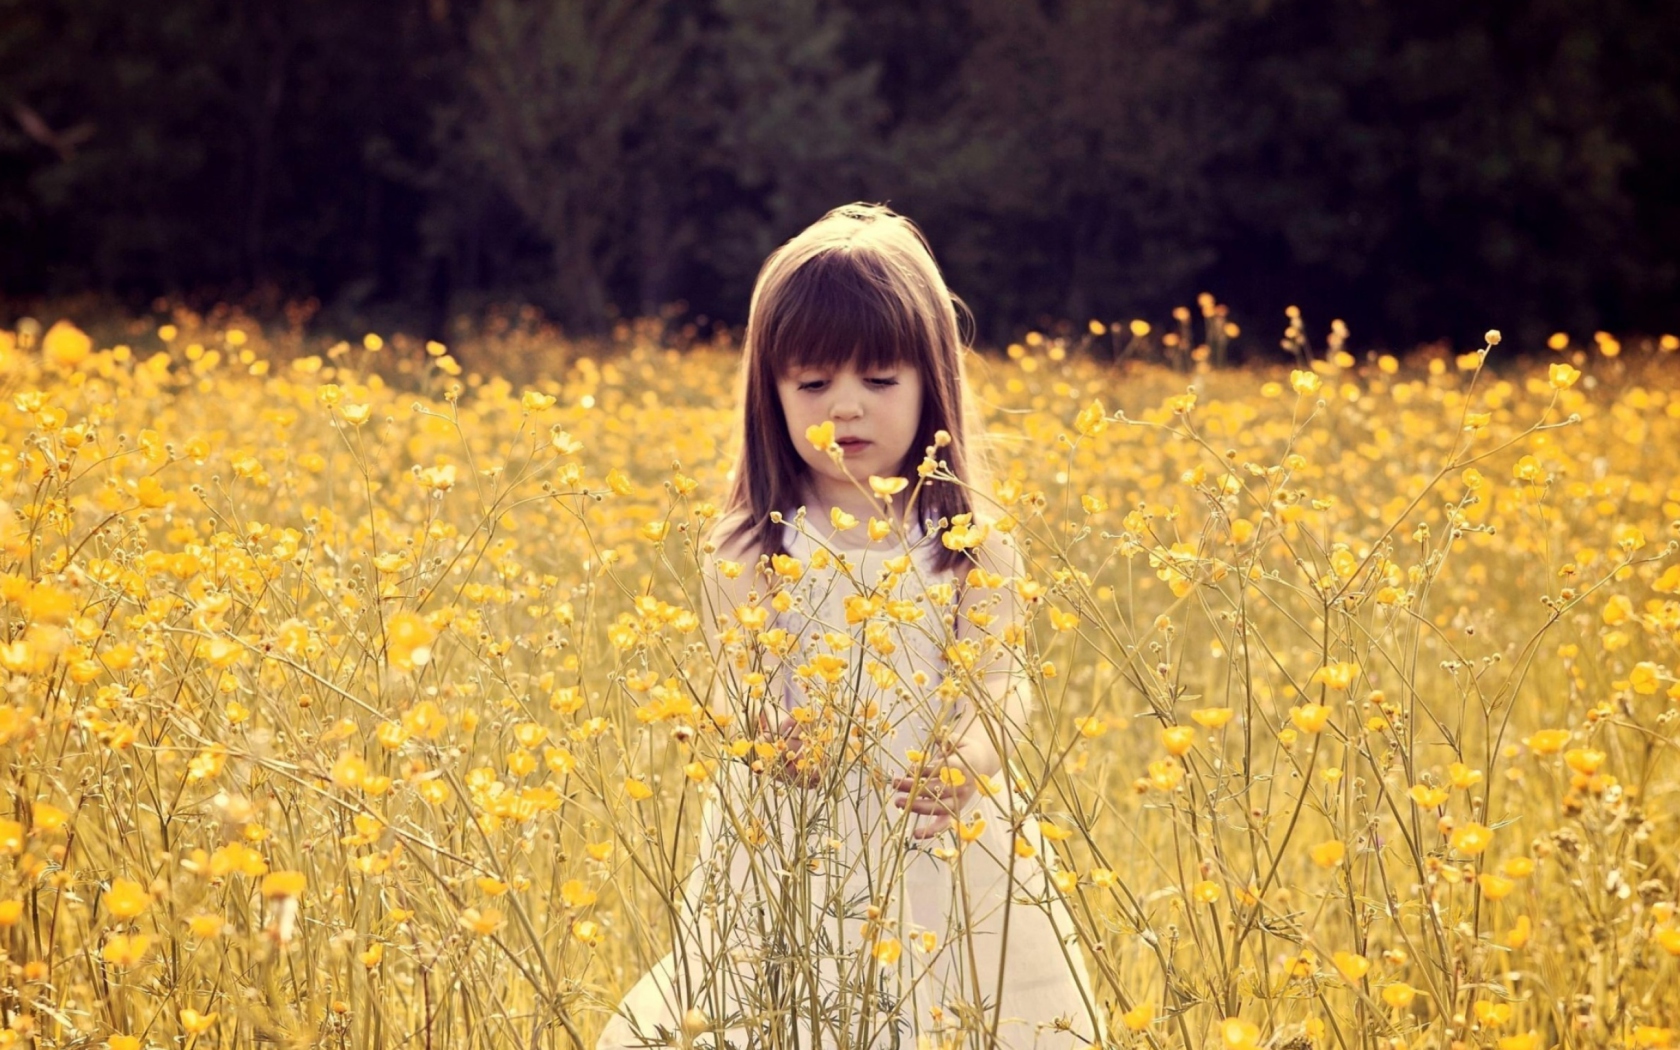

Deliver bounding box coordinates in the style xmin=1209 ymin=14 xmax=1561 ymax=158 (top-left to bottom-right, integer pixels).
xmin=453 ymin=0 xmax=680 ymax=331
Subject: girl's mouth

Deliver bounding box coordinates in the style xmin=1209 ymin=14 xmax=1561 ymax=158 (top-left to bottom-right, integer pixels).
xmin=835 ymin=439 xmax=870 ymax=453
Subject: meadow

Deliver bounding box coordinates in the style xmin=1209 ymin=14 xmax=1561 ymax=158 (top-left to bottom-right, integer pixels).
xmin=1 ymin=308 xmax=1678 ymax=1050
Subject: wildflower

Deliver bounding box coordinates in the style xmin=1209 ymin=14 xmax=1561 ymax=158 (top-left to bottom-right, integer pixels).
xmin=1220 ymin=1018 xmax=1260 ymax=1050
xmin=178 ymin=1010 xmax=218 ymax=1035
xmin=1409 ymin=784 xmax=1449 ymax=808
xmin=44 ymin=320 xmax=92 ymax=368
xmin=1310 ymin=662 xmax=1358 ymax=690
xmin=1525 ymin=729 xmax=1570 ymax=755
xmin=1310 ymin=840 xmax=1346 ymax=868
xmin=572 ymin=918 xmax=603 ymax=945
xmin=101 ymin=933 xmax=152 ymax=968
xmin=103 ymin=878 xmax=150 ymax=920
xmin=1290 ymin=370 xmax=1322 ymax=395
xmin=1382 ymin=983 xmax=1417 ymax=1009
xmin=1121 ymin=1003 xmax=1155 ymax=1031
xmin=459 ymin=907 xmax=505 ymax=936
xmin=260 ymin=871 xmax=307 ymax=899
xmin=187 ymin=914 xmax=224 ymax=939
xmin=1290 ymin=704 xmax=1332 ymax=733
xmin=1332 ymin=951 xmax=1370 ymax=982
xmin=1161 ymin=726 xmax=1195 ymax=756
xmin=1564 ymin=748 xmax=1605 ymax=775
xmin=1504 ymin=915 xmax=1532 ymax=949
xmin=1191 ymin=707 xmax=1233 ymax=729
xmin=1073 ymin=399 xmax=1107 ymax=437
xmin=868 ymin=475 xmax=908 ymax=498
xmin=1450 ymin=823 xmax=1493 ymax=855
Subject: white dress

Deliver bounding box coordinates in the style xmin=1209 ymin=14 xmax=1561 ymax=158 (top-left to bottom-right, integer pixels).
xmin=597 ymin=524 xmax=1103 ymax=1050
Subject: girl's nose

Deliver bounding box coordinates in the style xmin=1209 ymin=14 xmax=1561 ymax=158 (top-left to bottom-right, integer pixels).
xmin=831 ymin=398 xmax=863 ymax=420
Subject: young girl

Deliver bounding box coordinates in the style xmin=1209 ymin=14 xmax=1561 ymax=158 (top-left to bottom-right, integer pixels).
xmin=598 ymin=204 xmax=1102 ymax=1050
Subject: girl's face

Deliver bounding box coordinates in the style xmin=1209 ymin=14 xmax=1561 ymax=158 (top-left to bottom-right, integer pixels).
xmin=776 ymin=359 xmax=924 ymax=509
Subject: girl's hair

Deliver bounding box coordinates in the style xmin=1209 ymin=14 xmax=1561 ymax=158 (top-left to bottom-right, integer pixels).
xmin=723 ymin=202 xmax=988 ymax=574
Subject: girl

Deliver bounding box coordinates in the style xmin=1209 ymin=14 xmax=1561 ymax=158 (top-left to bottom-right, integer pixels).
xmin=598 ymin=204 xmax=1102 ymax=1050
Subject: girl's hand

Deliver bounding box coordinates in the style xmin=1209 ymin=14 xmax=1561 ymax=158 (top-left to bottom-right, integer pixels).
xmin=892 ymin=736 xmax=994 ymax=839
xmin=761 ymin=712 xmax=823 ymax=789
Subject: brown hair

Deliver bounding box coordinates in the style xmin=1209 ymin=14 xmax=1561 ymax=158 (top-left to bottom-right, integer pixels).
xmin=722 ymin=203 xmax=987 ymax=574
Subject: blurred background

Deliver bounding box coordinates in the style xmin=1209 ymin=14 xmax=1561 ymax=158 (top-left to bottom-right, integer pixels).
xmin=2 ymin=0 xmax=1676 ymax=351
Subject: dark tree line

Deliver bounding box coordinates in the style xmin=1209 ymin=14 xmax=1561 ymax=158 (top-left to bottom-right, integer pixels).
xmin=2 ymin=0 xmax=1675 ymax=349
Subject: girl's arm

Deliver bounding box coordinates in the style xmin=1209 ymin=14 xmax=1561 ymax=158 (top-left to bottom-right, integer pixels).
xmin=894 ymin=531 xmax=1029 ymax=834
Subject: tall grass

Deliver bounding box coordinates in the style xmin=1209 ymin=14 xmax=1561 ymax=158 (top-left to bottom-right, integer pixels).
xmin=1 ymin=312 xmax=1677 ymax=1050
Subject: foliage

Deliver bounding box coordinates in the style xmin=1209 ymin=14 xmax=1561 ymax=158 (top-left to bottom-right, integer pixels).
xmin=3 ymin=0 xmax=1678 ymax=342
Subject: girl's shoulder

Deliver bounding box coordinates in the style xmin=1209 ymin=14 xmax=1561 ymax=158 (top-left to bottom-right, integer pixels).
xmin=703 ymin=512 xmax=761 ymax=566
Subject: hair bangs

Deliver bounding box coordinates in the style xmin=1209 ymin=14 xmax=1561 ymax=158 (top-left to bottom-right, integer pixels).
xmin=760 ymin=249 xmax=931 ymax=377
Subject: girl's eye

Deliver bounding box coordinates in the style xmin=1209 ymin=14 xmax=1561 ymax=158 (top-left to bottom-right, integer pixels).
xmin=866 ymin=377 xmax=899 ymax=388
xmin=797 ymin=380 xmax=827 ymax=392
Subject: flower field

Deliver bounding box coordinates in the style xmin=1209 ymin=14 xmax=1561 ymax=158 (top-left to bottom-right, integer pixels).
xmin=2 ymin=311 xmax=1679 ymax=1050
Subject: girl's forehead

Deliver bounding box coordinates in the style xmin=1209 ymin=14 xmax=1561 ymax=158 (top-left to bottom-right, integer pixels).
xmin=780 ymin=353 xmax=911 ymax=375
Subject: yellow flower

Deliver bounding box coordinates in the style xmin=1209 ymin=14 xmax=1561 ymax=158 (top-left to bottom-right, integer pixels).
xmin=0 ymin=899 xmax=22 ymax=926
xmin=101 ymin=933 xmax=152 ymax=968
xmin=1504 ymin=915 xmax=1532 ymax=949
xmin=1310 ymin=661 xmax=1358 ymax=690
xmin=1290 ymin=369 xmax=1322 ymax=395
xmin=868 ymin=475 xmax=908 ymax=498
xmin=1478 ymin=874 xmax=1516 ymax=900
xmin=1161 ymin=726 xmax=1195 ymax=756
xmin=572 ymin=918 xmax=603 ymax=946
xmin=1290 ymin=704 xmax=1331 ymax=734
xmin=1409 ymin=784 xmax=1449 ymax=808
xmin=625 ymin=778 xmax=654 ymax=801
xmin=178 ymin=1009 xmax=218 ymax=1035
xmin=1220 ymin=1017 xmax=1260 ymax=1050
xmin=830 ymin=506 xmax=858 ymax=530
xmin=459 ymin=907 xmax=505 ymax=936
xmin=1448 ymin=762 xmax=1483 ymax=789
xmin=107 ymin=1036 xmax=142 ymax=1050
xmin=1382 ymin=983 xmax=1418 ymax=1009
xmin=561 ymin=879 xmax=598 ymax=909
xmin=1496 ymin=1033 xmax=1538 ymax=1050
xmin=103 ymin=878 xmax=150 ymax=920
xmin=254 ymin=871 xmax=307 ymax=905
xmin=44 ymin=320 xmax=93 ymax=368
xmin=873 ymin=937 xmax=902 ymax=965
xmin=1450 ymin=823 xmax=1493 ymax=855
xmin=1120 ymin=1002 xmax=1155 ymax=1031
xmin=186 ymin=914 xmax=225 ymax=939
xmin=1501 ymin=856 xmax=1536 ymax=879
xmin=1191 ymin=707 xmax=1233 ymax=729
xmin=1525 ymin=729 xmax=1570 ymax=755
xmin=1309 ymin=840 xmax=1346 ymax=868
xmin=806 ymin=421 xmax=835 ymax=450
xmin=1073 ymin=399 xmax=1107 ymax=437
xmin=1564 ymin=748 xmax=1605 ymax=775
xmin=1475 ymin=1001 xmax=1514 ymax=1027
xmin=1332 ymin=951 xmax=1370 ymax=982
xmin=1192 ymin=880 xmax=1222 ymax=904
xmin=1548 ymin=362 xmax=1580 ymax=389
